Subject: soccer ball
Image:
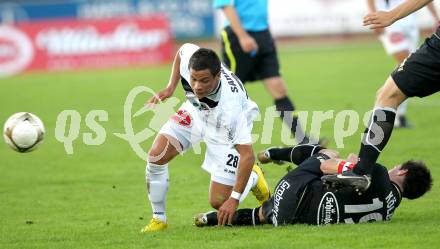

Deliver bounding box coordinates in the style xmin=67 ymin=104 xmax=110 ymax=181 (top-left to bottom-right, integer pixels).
xmin=3 ymin=112 xmax=45 ymax=153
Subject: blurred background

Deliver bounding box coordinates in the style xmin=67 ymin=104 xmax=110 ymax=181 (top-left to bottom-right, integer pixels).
xmin=1 ymin=0 xmax=439 ymax=77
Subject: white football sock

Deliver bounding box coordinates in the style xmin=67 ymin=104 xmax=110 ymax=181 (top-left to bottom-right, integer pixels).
xmin=146 ymin=162 xmax=169 ymax=222
xmin=239 ymin=171 xmax=259 ymax=203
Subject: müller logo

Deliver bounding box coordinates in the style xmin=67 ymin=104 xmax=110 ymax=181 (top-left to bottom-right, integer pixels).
xmin=0 ymin=25 xmax=34 ymax=77
xmin=35 ymin=23 xmax=169 ymax=55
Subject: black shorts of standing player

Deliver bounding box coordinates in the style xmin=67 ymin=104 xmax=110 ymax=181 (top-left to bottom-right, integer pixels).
xmin=221 ymin=26 xmax=280 ymax=83
xmin=391 ymin=29 xmax=440 ymax=98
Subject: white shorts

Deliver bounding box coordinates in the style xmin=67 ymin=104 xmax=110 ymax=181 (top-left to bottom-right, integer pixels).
xmin=159 ymin=101 xmax=244 ymax=186
xmin=379 ymin=21 xmax=419 ymax=55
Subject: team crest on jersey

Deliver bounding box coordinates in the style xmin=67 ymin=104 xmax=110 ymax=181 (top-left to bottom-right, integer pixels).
xmin=389 ymin=32 xmax=405 ymax=44
xmin=317 ymin=192 xmax=339 ymax=225
xmin=170 ymin=109 xmax=192 ymax=128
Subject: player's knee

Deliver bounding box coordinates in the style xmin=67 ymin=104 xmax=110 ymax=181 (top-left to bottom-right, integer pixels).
xmin=148 ymin=135 xmax=181 ymax=164
xmin=375 ymin=86 xmax=383 ymax=99
xmin=148 ymin=147 xmax=170 ymax=165
xmin=377 ymin=88 xmax=394 ymax=106
xmin=376 ymin=85 xmax=393 ymax=101
xmin=376 ymin=78 xmax=406 ymax=106
xmin=209 ymin=199 xmax=223 ymax=210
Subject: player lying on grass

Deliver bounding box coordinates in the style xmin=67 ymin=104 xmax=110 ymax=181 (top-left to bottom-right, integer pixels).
xmin=194 ymin=144 xmax=431 ymax=226
xmin=141 ymin=43 xmax=270 ymax=232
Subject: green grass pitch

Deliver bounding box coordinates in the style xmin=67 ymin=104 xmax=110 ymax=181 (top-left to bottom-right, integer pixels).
xmin=1 ymin=41 xmax=440 ymax=249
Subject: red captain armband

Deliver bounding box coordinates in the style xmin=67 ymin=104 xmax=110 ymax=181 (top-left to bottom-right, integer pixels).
xmin=337 ymin=160 xmax=357 ymax=174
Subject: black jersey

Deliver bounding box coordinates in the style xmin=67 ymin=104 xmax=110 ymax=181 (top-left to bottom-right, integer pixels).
xmin=296 ymin=161 xmax=402 ymax=225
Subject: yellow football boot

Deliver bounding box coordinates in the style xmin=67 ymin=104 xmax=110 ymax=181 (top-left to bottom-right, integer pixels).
xmin=251 ymin=164 xmax=271 ymax=205
xmin=141 ymin=218 xmax=168 ymax=232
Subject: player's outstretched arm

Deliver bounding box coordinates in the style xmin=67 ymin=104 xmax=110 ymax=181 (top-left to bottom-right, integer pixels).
xmin=366 ymin=0 xmax=377 ymax=14
xmin=364 ymin=0 xmax=433 ymax=29
xmin=346 ymin=153 xmax=359 ymax=164
xmin=320 ymin=159 xmax=342 ymax=175
xmin=427 ymin=2 xmax=440 ymax=28
xmin=146 ymin=50 xmax=181 ymax=107
xmin=217 ymin=144 xmax=255 ymax=226
xmin=320 ymin=155 xmax=357 ymax=175
xmin=365 ymin=0 xmax=385 ymax=34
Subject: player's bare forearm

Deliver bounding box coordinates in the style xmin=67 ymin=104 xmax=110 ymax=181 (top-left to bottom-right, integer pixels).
xmin=221 ymin=5 xmax=248 ymax=39
xmin=320 ymin=159 xmax=340 ymax=175
xmin=233 ymin=144 xmax=255 ymax=195
xmin=388 ymin=0 xmax=433 ymax=23
xmin=146 ymin=51 xmax=181 ymax=106
xmin=221 ymin=5 xmax=257 ymax=52
xmin=346 ymin=153 xmax=359 ymax=164
xmin=427 ymin=2 xmax=440 ymax=22
xmin=217 ymin=144 xmax=254 ymax=226
xmin=366 ymin=0 xmax=377 ymax=13
xmin=166 ymin=51 xmax=181 ymax=92
xmin=365 ymin=0 xmax=386 ymax=34
xmin=320 ymin=153 xmax=358 ymax=175
xmin=364 ymin=0 xmax=433 ymax=29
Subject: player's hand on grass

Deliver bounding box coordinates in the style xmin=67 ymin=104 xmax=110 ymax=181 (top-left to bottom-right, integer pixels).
xmin=363 ymin=11 xmax=396 ymax=29
xmin=146 ymin=87 xmax=173 ymax=107
xmin=217 ymin=198 xmax=239 ymax=226
xmin=238 ymin=33 xmax=258 ymax=54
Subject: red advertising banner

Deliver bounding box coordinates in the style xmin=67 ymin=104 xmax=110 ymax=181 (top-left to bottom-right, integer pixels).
xmin=0 ymin=15 xmax=173 ymax=77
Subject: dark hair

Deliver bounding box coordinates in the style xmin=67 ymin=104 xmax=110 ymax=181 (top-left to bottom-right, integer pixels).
xmin=188 ymin=48 xmax=221 ymax=76
xmin=401 ymin=160 xmax=432 ymax=200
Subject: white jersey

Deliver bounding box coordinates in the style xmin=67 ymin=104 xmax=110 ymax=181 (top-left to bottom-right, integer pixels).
xmin=178 ymin=43 xmax=259 ymax=146
xmin=159 ymin=43 xmax=259 ymax=186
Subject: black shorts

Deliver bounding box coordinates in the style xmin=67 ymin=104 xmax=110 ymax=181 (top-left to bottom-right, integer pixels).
xmin=391 ymin=28 xmax=440 ymax=97
xmin=220 ymin=26 xmax=280 ymax=83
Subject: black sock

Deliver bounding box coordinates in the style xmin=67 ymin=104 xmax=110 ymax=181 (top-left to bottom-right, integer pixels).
xmin=205 ymin=208 xmax=262 ymax=226
xmin=206 ymin=211 xmax=218 ymax=226
xmin=353 ymin=108 xmax=396 ymax=175
xmin=269 ymin=144 xmax=324 ymax=165
xmin=234 ymin=207 xmax=262 ymax=226
xmin=275 ymin=97 xmax=309 ymax=143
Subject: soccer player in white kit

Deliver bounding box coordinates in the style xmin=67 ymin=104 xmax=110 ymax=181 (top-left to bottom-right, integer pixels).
xmin=366 ymin=0 xmax=439 ymax=127
xmin=141 ymin=43 xmax=270 ymax=232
